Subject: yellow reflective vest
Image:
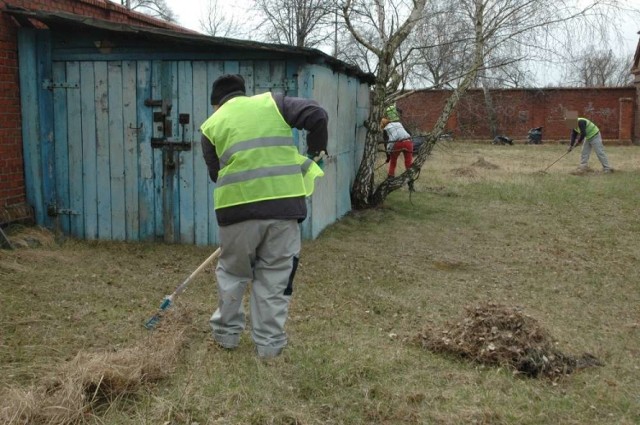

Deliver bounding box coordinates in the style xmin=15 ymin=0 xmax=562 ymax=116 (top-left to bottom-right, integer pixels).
xmin=200 ymin=93 xmax=324 ymax=210
xmin=575 ymin=118 xmax=600 ymax=140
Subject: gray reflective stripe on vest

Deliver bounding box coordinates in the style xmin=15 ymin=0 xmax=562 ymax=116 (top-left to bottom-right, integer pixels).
xmin=217 ymin=164 xmax=303 ymax=187
xmin=219 ymin=137 xmax=293 ymax=167
xmin=301 ymin=158 xmax=314 ymax=174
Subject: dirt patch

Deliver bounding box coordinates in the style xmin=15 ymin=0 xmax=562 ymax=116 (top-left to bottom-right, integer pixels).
xmin=451 ymin=167 xmax=478 ymax=178
xmin=431 ymin=259 xmax=467 ymax=271
xmin=471 ymin=157 xmax=499 ymax=169
xmin=569 ymin=167 xmax=597 ymax=176
xmin=416 ymin=303 xmax=603 ymax=380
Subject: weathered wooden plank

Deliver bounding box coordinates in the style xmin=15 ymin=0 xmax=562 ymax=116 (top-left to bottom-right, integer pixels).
xmin=310 ymin=152 xmax=336 ymax=239
xmin=285 ymin=60 xmax=299 ymax=98
xmin=192 ymin=61 xmax=210 ymax=246
xmin=162 ymin=61 xmax=179 ymax=243
xmin=52 ymin=61 xmax=70 ymax=234
xmin=253 ymin=61 xmax=270 ymax=95
xmin=66 ymin=62 xmax=84 ymax=238
xmin=239 ymin=61 xmax=254 ymax=95
xmin=337 ymin=75 xmax=357 ymax=155
xmin=285 ymin=60 xmax=301 ymax=151
xmin=336 ymin=153 xmax=352 ymax=219
xmin=137 ymin=60 xmax=156 ymax=241
xmin=108 ymin=61 xmax=126 ymax=241
xmin=94 ymin=61 xmax=112 ymax=240
xmin=269 ymin=61 xmax=286 ymax=96
xmin=17 ymin=30 xmax=43 ymax=225
xmin=298 ymin=67 xmax=313 ymax=240
xmin=152 ymin=60 xmax=165 ymax=240
xmin=80 ymin=62 xmax=98 ymax=240
xmin=310 ymin=65 xmax=338 ymax=155
xmin=122 ymin=60 xmax=139 ymax=240
xmin=309 ymin=65 xmax=339 ymax=238
xmin=223 ymin=61 xmax=238 ymax=77
xmin=206 ymin=61 xmax=225 ymax=245
xmin=177 ymin=60 xmax=195 ymax=244
xmin=36 ymin=32 xmax=55 ymax=229
xmin=336 ymin=74 xmax=357 ymax=218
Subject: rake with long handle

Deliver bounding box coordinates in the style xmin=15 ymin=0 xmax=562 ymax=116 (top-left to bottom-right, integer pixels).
xmin=541 ymin=148 xmax=573 ymax=173
xmin=144 ymin=247 xmax=221 ymax=329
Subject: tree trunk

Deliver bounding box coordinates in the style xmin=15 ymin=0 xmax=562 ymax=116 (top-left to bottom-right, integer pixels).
xmin=351 ymin=87 xmax=386 ymax=209
xmin=481 ymin=78 xmax=499 ymax=138
xmin=351 ymin=0 xmax=486 ymax=210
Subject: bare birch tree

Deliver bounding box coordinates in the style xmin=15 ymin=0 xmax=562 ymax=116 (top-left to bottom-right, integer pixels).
xmin=407 ymin=0 xmax=472 ymax=89
xmin=253 ymin=0 xmax=335 ymax=47
xmin=117 ymin=0 xmax=176 ymax=22
xmin=199 ymin=0 xmax=245 ymax=38
xmin=566 ymin=48 xmax=634 ymax=86
xmin=341 ymin=0 xmax=429 ymax=208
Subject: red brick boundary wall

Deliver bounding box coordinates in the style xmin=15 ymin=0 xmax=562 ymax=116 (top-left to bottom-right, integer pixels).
xmin=0 ymin=0 xmax=191 ymax=224
xmin=633 ymin=38 xmax=640 ymax=144
xmin=397 ymin=87 xmax=637 ymax=145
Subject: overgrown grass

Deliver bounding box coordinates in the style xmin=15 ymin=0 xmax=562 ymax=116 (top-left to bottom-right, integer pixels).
xmin=1 ymin=143 xmax=639 ymax=424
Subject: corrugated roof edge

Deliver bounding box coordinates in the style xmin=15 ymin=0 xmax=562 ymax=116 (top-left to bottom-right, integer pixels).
xmin=3 ymin=5 xmax=376 ymax=85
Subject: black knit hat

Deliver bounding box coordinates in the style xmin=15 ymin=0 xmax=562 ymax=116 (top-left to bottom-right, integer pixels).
xmin=210 ymin=74 xmax=246 ymax=105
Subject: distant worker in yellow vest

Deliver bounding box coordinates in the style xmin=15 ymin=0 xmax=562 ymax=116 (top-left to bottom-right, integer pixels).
xmin=200 ymin=74 xmax=327 ymax=359
xmin=565 ymin=112 xmax=613 ymax=173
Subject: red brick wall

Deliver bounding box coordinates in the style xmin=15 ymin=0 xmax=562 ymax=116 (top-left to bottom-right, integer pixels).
xmin=0 ymin=4 xmax=23 ymax=222
xmin=0 ymin=0 xmax=190 ymax=223
xmin=634 ymin=72 xmax=640 ymax=144
xmin=398 ymin=87 xmax=636 ymax=144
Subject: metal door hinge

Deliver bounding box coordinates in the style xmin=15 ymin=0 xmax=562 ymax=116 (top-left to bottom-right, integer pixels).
xmin=256 ymin=79 xmax=298 ymax=91
xmin=42 ymin=80 xmax=79 ymax=90
xmin=47 ymin=203 xmax=79 ymax=217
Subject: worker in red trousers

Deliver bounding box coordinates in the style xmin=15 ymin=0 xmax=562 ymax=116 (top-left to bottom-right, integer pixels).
xmin=381 ymin=117 xmax=413 ymax=178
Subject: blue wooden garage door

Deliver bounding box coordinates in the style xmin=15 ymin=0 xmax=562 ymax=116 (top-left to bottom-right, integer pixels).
xmin=49 ymin=59 xmax=290 ymax=245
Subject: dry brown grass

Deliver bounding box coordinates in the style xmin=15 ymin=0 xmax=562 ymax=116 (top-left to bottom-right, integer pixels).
xmin=3 ymin=225 xmax=56 ymax=249
xmin=0 ymin=312 xmax=188 ymax=425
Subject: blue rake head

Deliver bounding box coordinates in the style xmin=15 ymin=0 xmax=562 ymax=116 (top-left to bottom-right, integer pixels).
xmin=143 ymin=296 xmax=173 ymax=330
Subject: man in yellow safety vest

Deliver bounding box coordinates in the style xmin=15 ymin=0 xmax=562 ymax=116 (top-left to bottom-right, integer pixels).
xmin=565 ymin=112 xmax=613 ymax=173
xmin=200 ymin=74 xmax=327 ymax=359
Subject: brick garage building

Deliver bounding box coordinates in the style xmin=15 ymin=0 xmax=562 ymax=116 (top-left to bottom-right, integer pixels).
xmin=398 ymin=86 xmax=637 ymax=144
xmin=0 ymin=0 xmax=191 ymax=224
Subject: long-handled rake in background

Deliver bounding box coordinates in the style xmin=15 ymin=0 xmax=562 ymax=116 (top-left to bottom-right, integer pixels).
xmin=539 ymin=149 xmax=572 ymax=174
xmin=144 ymin=247 xmax=221 ymax=329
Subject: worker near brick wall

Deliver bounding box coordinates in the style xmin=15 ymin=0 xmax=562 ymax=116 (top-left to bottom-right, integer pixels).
xmin=565 ymin=112 xmax=613 ymax=173
xmin=381 ymin=114 xmax=414 ymax=178
xmin=200 ymin=74 xmax=327 ymax=359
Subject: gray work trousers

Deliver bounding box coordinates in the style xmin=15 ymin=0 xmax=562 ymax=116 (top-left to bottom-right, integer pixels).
xmin=580 ymin=132 xmax=612 ymax=171
xmin=210 ymin=219 xmax=300 ymax=358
